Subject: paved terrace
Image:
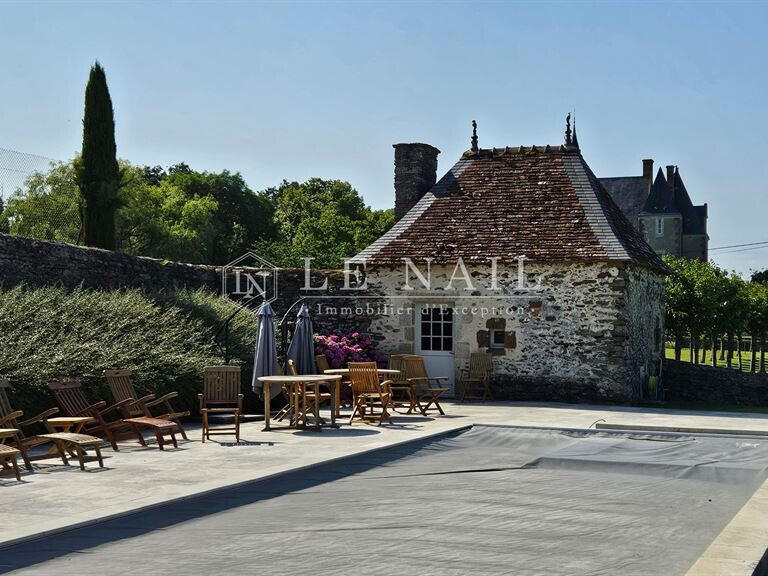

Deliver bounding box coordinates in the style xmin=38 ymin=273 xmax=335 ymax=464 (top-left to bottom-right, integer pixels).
xmin=2 ymin=401 xmax=768 ymax=575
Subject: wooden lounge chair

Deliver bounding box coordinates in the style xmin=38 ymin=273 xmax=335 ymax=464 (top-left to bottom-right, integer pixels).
xmin=0 ymin=444 xmax=22 ymax=481
xmin=0 ymin=378 xmax=104 ymax=470
xmin=458 ymin=352 xmax=493 ymax=402
xmin=403 ymin=355 xmax=449 ymax=416
xmin=104 ymin=369 xmax=190 ymax=440
xmin=348 ymin=362 xmax=392 ymax=426
xmin=48 ymin=379 xmax=145 ymax=451
xmin=199 ymin=366 xmax=242 ymax=443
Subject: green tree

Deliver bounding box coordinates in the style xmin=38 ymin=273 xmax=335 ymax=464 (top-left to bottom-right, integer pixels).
xmin=752 ymin=270 xmax=768 ymax=285
xmin=256 ymin=178 xmax=394 ymax=268
xmin=0 ymin=196 xmax=9 ymax=234
xmin=76 ymin=62 xmax=121 ymax=249
xmin=116 ymin=165 xmax=220 ymax=263
xmin=0 ymin=161 xmax=81 ymax=243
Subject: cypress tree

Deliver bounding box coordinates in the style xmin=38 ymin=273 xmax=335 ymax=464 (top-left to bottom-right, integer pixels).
xmin=76 ymin=61 xmax=120 ymax=249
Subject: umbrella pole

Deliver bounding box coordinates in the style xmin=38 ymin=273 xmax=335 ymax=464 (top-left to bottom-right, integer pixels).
xmin=279 ymin=297 xmax=307 ymax=372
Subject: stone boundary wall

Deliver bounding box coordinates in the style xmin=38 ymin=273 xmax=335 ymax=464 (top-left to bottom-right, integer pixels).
xmin=0 ymin=233 xmax=380 ymax=335
xmin=664 ymin=359 xmax=768 ymax=406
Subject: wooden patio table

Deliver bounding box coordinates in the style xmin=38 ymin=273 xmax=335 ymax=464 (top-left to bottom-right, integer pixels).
xmin=44 ymin=416 xmax=96 ymax=458
xmin=256 ymin=375 xmax=342 ymax=432
xmin=45 ymin=416 xmax=95 ymax=434
xmin=323 ymin=369 xmax=400 ymax=416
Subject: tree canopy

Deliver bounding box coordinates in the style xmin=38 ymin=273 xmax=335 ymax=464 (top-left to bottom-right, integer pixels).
xmin=1 ymin=160 xmax=392 ymax=268
xmin=254 ymin=178 xmax=393 ymax=268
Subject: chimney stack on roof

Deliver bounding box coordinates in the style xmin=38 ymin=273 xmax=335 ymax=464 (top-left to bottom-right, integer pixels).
xmin=666 ymin=165 xmax=676 ymax=197
xmin=393 ymin=143 xmax=440 ymax=222
xmin=642 ymin=159 xmax=653 ymax=193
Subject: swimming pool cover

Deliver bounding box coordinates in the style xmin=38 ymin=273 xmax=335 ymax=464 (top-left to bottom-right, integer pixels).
xmin=5 ymin=425 xmax=768 ymax=575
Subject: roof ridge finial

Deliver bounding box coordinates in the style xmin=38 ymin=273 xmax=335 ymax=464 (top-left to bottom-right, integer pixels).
xmin=572 ymin=111 xmax=579 ymax=150
xmin=471 ymin=120 xmax=478 ymax=152
xmin=564 ymin=113 xmax=572 ymax=146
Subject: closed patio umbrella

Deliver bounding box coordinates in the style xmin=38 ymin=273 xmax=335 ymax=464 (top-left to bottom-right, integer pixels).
xmin=251 ymin=301 xmax=281 ymax=399
xmin=286 ymin=304 xmax=317 ymax=375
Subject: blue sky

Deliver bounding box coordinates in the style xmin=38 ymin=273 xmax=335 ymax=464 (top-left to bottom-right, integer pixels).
xmin=1 ymin=1 xmax=766 ymax=273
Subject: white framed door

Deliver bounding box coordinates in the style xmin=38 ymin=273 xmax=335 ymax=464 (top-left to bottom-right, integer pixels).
xmin=415 ymin=303 xmax=455 ymax=395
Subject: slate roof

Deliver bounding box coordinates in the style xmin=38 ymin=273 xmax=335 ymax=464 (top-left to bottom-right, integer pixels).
xmin=643 ymin=169 xmax=679 ymax=214
xmin=356 ymin=145 xmax=666 ymax=272
xmin=599 ymin=176 xmax=648 ymax=225
xmin=640 ymin=168 xmax=708 ymax=235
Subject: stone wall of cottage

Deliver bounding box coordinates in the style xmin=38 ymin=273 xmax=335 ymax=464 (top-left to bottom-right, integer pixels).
xmin=366 ymin=261 xmax=663 ymax=402
xmin=621 ymin=267 xmax=666 ymax=397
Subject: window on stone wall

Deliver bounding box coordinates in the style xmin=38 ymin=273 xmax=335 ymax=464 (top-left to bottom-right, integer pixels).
xmin=489 ymin=329 xmax=505 ymax=350
xmin=654 ymin=317 xmax=661 ymax=352
xmin=655 ymin=218 xmax=664 ymax=236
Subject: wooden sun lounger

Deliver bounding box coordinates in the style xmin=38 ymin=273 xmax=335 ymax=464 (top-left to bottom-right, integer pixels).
xmin=48 ymin=379 xmax=178 ymax=451
xmin=104 ymin=369 xmax=189 ymax=440
xmin=0 ymin=443 xmax=22 ymax=481
xmin=1 ymin=378 xmax=104 ymax=470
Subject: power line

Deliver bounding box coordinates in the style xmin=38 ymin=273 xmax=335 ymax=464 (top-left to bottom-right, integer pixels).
xmin=710 ymin=245 xmax=768 ymax=256
xmin=710 ymin=240 xmax=768 ymax=251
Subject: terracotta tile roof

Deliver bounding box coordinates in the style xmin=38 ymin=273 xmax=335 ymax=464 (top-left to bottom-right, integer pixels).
xmin=356 ymin=145 xmax=666 ymax=272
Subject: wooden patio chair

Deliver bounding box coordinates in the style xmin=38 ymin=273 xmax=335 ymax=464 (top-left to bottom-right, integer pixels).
xmin=387 ymin=354 xmax=414 ymax=411
xmin=48 ymin=379 xmax=145 ymax=451
xmin=104 ymin=369 xmax=190 ymax=440
xmin=458 ymin=352 xmax=493 ymax=402
xmin=0 ymin=378 xmax=103 ymax=470
xmin=403 ymin=355 xmax=449 ymax=416
xmin=315 ymin=354 xmax=331 ymax=372
xmin=348 ymin=362 xmax=392 ymax=426
xmin=199 ymin=366 xmax=242 ymax=443
xmin=287 ymin=360 xmax=331 ymax=428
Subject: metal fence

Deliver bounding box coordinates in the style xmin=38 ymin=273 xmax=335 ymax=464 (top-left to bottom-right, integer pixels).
xmin=0 ymin=147 xmax=81 ymax=242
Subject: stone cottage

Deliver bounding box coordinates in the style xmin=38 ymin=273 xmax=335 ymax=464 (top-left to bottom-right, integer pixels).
xmin=354 ymin=120 xmax=667 ymax=402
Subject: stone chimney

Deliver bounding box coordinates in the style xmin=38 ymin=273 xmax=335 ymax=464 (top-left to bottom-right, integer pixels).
xmin=666 ymin=165 xmax=676 ymax=196
xmin=393 ymin=143 xmax=440 ymax=222
xmin=642 ymin=159 xmax=653 ymax=187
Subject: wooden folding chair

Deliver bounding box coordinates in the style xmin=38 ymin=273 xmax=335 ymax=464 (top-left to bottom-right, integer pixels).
xmin=458 ymin=352 xmax=493 ymax=402
xmin=48 ymin=379 xmax=145 ymax=451
xmin=0 ymin=444 xmax=22 ymax=481
xmin=348 ymin=362 xmax=392 ymax=426
xmin=315 ymin=355 xmax=331 ymax=372
xmin=285 ymin=360 xmax=331 ymax=428
xmin=403 ymin=355 xmax=449 ymax=416
xmin=199 ymin=366 xmax=243 ymax=443
xmin=105 ymin=369 xmax=190 ymax=440
xmin=387 ymin=354 xmax=414 ymax=411
xmin=0 ymin=378 xmax=103 ymax=470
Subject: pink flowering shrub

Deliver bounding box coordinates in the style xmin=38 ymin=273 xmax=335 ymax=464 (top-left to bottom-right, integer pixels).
xmin=314 ymin=332 xmax=388 ymax=368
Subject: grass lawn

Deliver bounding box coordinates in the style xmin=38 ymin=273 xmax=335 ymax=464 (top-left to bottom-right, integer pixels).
xmin=665 ymin=346 xmax=766 ymax=372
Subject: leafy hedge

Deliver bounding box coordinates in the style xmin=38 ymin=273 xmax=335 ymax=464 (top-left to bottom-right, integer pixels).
xmin=0 ymin=285 xmax=259 ymax=418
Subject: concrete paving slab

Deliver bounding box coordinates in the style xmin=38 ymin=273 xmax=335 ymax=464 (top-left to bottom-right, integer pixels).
xmin=3 ymin=401 xmax=768 ymax=574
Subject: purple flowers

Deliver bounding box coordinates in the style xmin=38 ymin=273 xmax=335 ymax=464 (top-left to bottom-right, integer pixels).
xmin=314 ymin=331 xmax=387 ymax=368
